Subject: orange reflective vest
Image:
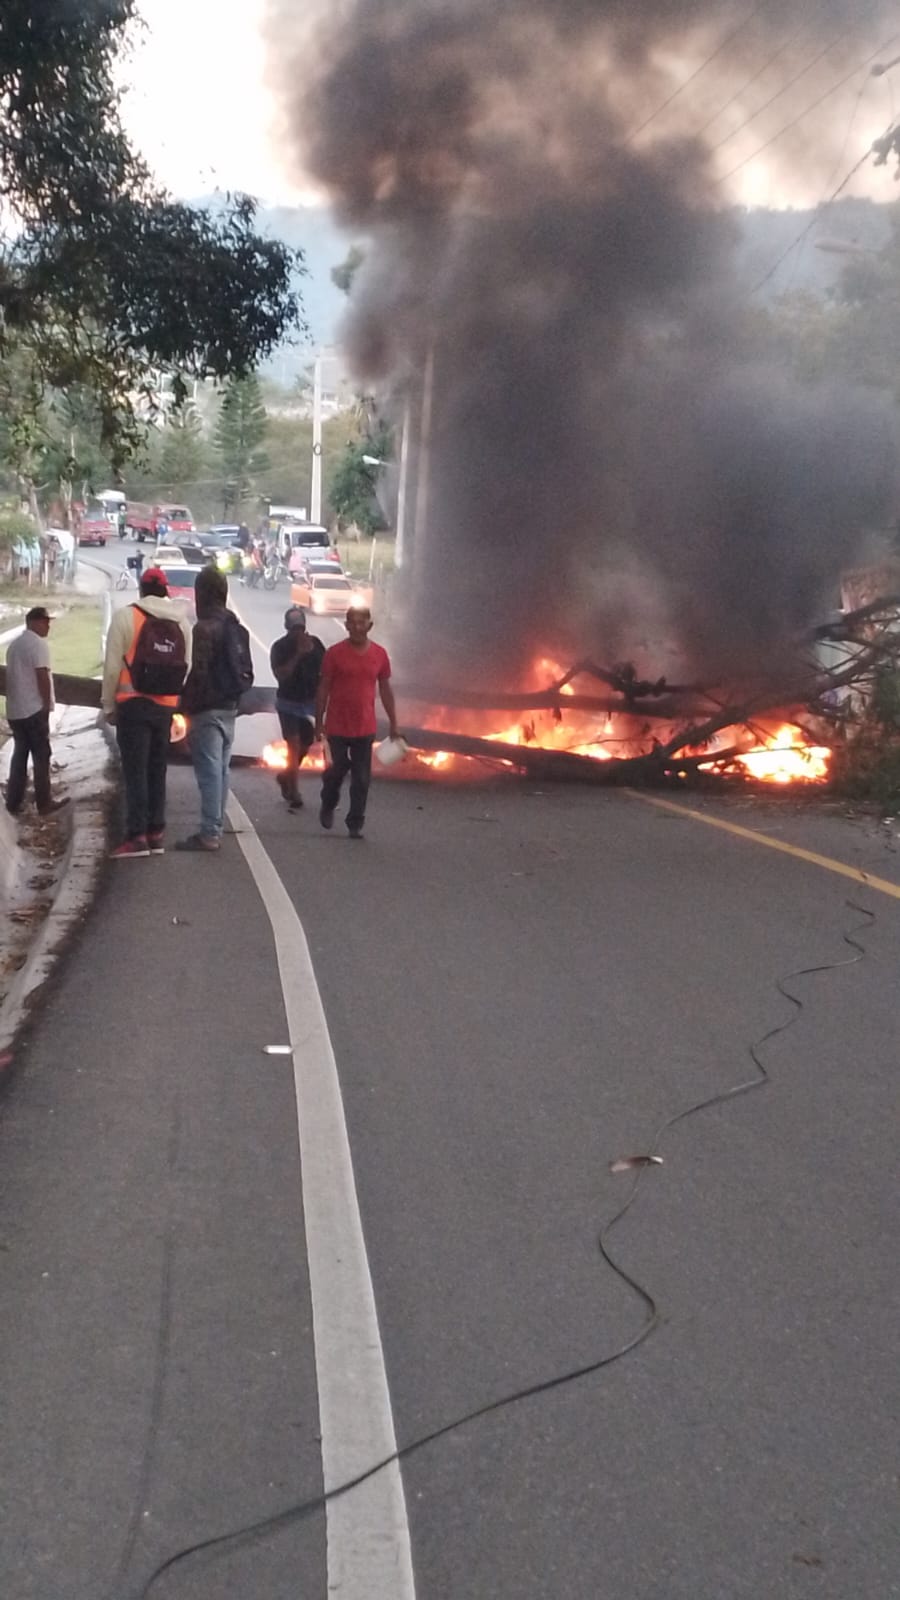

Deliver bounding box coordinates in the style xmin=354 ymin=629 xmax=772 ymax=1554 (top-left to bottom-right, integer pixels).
xmin=115 ymin=607 xmax=182 ymax=709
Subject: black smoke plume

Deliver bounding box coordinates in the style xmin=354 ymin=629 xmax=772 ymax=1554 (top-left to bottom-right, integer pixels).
xmin=268 ymin=0 xmax=899 ymax=684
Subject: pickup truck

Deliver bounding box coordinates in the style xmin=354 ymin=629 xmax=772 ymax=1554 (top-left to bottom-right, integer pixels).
xmin=126 ymin=501 xmax=195 ymax=542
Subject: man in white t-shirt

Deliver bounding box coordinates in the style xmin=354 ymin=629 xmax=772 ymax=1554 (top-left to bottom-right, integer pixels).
xmin=4 ymin=606 xmax=68 ymax=817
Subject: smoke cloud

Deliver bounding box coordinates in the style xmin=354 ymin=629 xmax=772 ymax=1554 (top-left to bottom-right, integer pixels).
xmin=268 ymin=0 xmax=899 ymax=683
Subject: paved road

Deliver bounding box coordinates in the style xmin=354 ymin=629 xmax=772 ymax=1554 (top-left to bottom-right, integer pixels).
xmin=1 ymin=550 xmax=899 ymax=1599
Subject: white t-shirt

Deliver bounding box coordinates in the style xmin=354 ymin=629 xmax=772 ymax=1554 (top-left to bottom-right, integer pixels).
xmin=5 ymin=628 xmax=54 ymax=720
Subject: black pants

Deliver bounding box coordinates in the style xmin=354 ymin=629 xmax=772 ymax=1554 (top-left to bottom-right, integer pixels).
xmin=321 ymin=736 xmax=374 ymax=830
xmin=277 ymin=710 xmax=315 ymax=800
xmin=7 ymin=710 xmax=52 ymax=813
xmin=115 ymin=698 xmax=173 ymax=840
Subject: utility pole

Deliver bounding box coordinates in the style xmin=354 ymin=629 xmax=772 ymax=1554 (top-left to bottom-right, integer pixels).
xmin=311 ymin=351 xmax=323 ymax=524
xmin=395 ymin=395 xmax=411 ymax=570
xmin=413 ymin=343 xmax=435 ymax=574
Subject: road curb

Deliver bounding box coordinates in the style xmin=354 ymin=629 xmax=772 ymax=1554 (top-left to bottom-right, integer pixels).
xmin=0 ymin=720 xmax=115 ymax=1063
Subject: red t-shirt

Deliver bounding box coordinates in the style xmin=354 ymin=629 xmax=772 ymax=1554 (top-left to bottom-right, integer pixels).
xmin=322 ymin=639 xmax=391 ymax=738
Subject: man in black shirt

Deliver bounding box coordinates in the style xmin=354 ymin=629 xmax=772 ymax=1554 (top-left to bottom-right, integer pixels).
xmin=269 ymin=606 xmax=325 ymax=809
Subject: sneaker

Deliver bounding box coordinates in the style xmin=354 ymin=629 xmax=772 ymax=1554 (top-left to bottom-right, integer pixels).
xmin=288 ymin=796 xmax=304 ymax=812
xmin=347 ymin=825 xmax=364 ymax=840
xmin=174 ymin=834 xmax=220 ymax=852
xmin=110 ymin=837 xmax=150 ymax=859
xmin=319 ymin=806 xmax=335 ymax=831
xmin=147 ymin=831 xmax=165 ymax=855
xmin=38 ymin=798 xmax=70 ymax=816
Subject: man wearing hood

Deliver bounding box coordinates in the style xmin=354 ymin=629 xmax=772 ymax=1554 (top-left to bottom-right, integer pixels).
xmin=176 ymin=565 xmax=253 ymax=852
xmin=102 ymin=566 xmax=192 ymax=858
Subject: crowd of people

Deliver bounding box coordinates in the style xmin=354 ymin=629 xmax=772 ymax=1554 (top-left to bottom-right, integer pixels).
xmin=96 ymin=565 xmax=400 ymax=854
xmin=4 ymin=563 xmax=401 ymax=852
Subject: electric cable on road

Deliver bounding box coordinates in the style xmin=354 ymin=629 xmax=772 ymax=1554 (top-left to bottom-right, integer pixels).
xmin=133 ymin=900 xmax=875 ymax=1599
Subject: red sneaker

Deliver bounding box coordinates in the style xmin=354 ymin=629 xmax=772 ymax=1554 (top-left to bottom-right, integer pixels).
xmin=110 ymin=837 xmax=150 ymax=859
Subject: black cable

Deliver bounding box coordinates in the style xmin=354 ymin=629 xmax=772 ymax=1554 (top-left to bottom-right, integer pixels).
xmin=624 ymin=2 xmax=770 ymax=145
xmin=131 ymin=900 xmax=874 ymax=1598
xmin=750 ymin=103 xmax=897 ymax=295
xmin=694 ymin=21 xmax=810 ymax=140
xmin=709 ymin=24 xmax=855 ymax=153
xmin=717 ymin=32 xmax=900 ymax=186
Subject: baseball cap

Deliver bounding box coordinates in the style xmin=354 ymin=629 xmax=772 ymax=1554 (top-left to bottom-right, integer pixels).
xmin=26 ymin=606 xmax=55 ymax=623
xmin=284 ymin=606 xmax=306 ymax=629
xmin=140 ymin=566 xmax=169 ymax=595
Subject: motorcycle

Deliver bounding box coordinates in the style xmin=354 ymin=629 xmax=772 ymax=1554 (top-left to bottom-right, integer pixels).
xmin=263 ymin=557 xmax=288 ymax=590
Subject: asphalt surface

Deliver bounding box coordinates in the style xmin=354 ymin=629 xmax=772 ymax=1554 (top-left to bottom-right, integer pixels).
xmin=1 ymin=541 xmax=899 ymax=1599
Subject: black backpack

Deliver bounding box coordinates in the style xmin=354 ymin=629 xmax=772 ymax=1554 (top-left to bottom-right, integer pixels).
xmin=130 ymin=608 xmax=188 ymax=697
xmin=210 ymin=612 xmax=254 ymax=702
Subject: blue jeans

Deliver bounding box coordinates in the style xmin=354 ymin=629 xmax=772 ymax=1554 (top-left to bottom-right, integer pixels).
xmin=189 ymin=708 xmax=236 ymax=840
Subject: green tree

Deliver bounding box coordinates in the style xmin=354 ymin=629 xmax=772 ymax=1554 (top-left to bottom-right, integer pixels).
xmin=0 ymin=2 xmax=305 ymax=469
xmin=159 ymin=402 xmax=207 ymax=495
xmin=213 ymin=376 xmax=270 ymax=509
xmin=0 ymin=507 xmax=38 ymax=578
xmin=328 ymin=423 xmax=393 ymax=535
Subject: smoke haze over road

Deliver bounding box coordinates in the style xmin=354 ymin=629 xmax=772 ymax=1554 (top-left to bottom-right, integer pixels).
xmin=268 ymin=0 xmax=899 ymax=681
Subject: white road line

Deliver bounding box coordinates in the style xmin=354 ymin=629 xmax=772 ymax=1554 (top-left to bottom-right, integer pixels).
xmin=226 ymin=791 xmax=417 ymax=1600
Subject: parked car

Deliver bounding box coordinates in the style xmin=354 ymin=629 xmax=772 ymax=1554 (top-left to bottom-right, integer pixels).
xmin=76 ymin=509 xmax=110 ymax=546
xmin=290 ymin=573 xmax=373 ymax=616
xmin=176 ymin=526 xmax=244 ymax=572
xmin=153 ymin=544 xmax=190 ymax=565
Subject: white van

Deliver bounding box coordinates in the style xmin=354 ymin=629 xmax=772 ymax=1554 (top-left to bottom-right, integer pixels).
xmin=276 ymin=521 xmax=337 ymax=574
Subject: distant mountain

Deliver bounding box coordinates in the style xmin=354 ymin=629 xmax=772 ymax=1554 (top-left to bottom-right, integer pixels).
xmin=191 ymin=194 xmax=896 ymax=380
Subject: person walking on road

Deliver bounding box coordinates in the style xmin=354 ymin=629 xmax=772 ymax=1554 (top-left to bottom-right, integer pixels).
xmin=176 ymin=566 xmax=253 ymax=853
xmin=102 ymin=566 xmax=191 ymax=858
xmin=4 ymin=606 xmax=69 ymax=817
xmin=269 ymin=606 xmax=324 ymax=811
xmin=315 ymin=606 xmax=400 ymax=839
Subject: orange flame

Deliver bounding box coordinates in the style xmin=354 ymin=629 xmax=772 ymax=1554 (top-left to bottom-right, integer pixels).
xmin=729 ymin=724 xmax=831 ymax=785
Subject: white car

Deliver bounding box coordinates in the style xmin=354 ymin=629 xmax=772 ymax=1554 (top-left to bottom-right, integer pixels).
xmin=153 ymin=544 xmax=189 ymax=565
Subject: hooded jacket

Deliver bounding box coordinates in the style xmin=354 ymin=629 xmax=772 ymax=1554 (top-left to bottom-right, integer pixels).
xmin=179 ymin=605 xmax=253 ymax=715
xmin=101 ymin=595 xmax=193 ymax=715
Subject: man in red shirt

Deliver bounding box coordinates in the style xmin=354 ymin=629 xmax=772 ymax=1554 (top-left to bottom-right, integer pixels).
xmin=314 ymin=606 xmax=400 ymax=838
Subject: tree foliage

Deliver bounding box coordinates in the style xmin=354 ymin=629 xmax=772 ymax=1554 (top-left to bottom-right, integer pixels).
xmin=0 ymin=0 xmax=305 ymax=469
xmin=213 ymin=376 xmax=270 ymax=505
xmin=159 ymin=402 xmax=206 ymax=493
xmin=328 ymin=422 xmax=393 ymax=535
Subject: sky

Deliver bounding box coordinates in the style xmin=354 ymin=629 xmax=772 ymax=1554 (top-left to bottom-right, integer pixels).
xmin=119 ymin=0 xmax=306 ymax=203
xmin=121 ymin=0 xmax=900 ymax=212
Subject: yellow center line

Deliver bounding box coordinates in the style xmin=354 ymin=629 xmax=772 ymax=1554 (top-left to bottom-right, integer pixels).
xmin=626 ymin=789 xmax=900 ymax=903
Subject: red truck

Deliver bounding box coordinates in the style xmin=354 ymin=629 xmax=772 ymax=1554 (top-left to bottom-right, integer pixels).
xmin=126 ymin=501 xmax=196 ymax=542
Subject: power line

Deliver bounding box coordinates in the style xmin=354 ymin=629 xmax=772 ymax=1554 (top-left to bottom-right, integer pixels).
xmin=710 ymin=25 xmax=856 ymax=152
xmin=695 ymin=21 xmax=810 ymax=139
xmin=716 ymin=31 xmax=900 ymax=188
xmin=750 ymin=110 xmax=898 ymax=295
xmin=625 ymin=1 xmax=770 ymax=144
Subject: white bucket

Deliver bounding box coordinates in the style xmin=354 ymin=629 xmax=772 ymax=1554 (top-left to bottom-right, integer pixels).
xmin=375 ymin=736 xmax=410 ymax=768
